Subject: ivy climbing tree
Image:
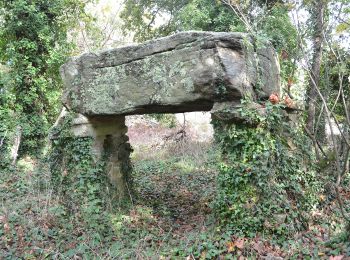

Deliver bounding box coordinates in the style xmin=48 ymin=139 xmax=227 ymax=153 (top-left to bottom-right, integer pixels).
xmin=0 ymin=0 xmax=86 ymax=160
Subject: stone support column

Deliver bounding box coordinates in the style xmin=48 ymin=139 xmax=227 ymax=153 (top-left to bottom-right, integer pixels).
xmin=71 ymin=114 xmax=132 ymax=200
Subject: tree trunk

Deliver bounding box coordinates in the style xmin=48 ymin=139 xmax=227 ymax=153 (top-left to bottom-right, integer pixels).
xmin=10 ymin=126 xmax=22 ymax=165
xmin=306 ymin=0 xmax=326 ymax=136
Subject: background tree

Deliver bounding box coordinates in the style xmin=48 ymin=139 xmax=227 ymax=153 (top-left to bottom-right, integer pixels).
xmin=305 ymin=0 xmax=327 ymax=147
xmin=0 ymin=0 xmax=87 ymax=160
xmin=121 ymin=0 xmax=299 ymax=81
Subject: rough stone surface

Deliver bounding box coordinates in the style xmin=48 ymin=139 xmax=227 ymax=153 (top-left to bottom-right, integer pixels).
xmin=60 ymin=31 xmax=280 ymax=116
xmin=51 ymin=110 xmax=131 ymax=199
xmin=79 ymin=115 xmax=132 ymax=199
xmin=89 ymin=116 xmax=131 ymax=199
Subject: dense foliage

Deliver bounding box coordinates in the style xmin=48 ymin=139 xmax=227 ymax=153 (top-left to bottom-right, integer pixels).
xmin=0 ymin=0 xmax=86 ymax=159
xmin=121 ymin=0 xmax=298 ymax=56
xmin=0 ymin=67 xmax=15 ymax=167
xmin=48 ymin=114 xmax=117 ymax=247
xmin=213 ymin=100 xmax=321 ymax=238
xmin=120 ymin=0 xmax=300 ymax=110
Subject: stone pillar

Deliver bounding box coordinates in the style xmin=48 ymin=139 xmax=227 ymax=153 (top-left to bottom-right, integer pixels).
xmin=71 ymin=114 xmax=132 ymax=200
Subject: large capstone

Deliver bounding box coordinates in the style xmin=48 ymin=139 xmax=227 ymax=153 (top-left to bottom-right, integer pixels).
xmin=60 ymin=31 xmax=280 ymax=116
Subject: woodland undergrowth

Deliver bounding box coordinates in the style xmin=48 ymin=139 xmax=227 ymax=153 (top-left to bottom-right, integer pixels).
xmin=1 ymin=102 xmax=349 ymax=258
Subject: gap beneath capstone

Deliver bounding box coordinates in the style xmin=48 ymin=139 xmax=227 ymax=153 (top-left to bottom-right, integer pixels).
xmin=125 ymin=112 xmax=217 ymax=233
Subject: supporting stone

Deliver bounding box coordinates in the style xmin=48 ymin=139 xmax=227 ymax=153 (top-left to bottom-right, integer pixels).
xmin=56 ymin=112 xmax=132 ymax=201
xmin=80 ymin=115 xmax=131 ymax=200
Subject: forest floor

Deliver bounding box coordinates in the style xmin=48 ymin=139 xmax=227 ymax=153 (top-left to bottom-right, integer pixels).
xmin=0 ymin=116 xmax=349 ymax=258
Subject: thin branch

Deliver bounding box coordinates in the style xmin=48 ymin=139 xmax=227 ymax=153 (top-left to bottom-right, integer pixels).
xmin=303 ymin=124 xmax=327 ymax=159
xmin=302 ymin=63 xmax=350 ymax=222
xmin=221 ymin=0 xmax=254 ymax=33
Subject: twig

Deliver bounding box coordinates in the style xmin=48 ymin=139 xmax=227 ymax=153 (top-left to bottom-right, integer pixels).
xmin=221 ymin=0 xmax=254 ymax=33
xmin=125 ymin=181 xmax=134 ymax=207
xmin=303 ymin=124 xmax=327 ymax=159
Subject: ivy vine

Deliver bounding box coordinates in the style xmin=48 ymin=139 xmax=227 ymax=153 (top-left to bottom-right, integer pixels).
xmin=213 ymin=99 xmax=322 ymax=239
xmin=48 ymin=113 xmax=116 ymax=236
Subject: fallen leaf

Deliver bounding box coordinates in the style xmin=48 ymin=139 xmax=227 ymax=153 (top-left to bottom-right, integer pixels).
xmin=227 ymin=241 xmax=235 ymax=253
xmin=253 ymin=241 xmax=264 ymax=254
xmin=227 ymin=238 xmax=245 ymax=253
xmin=235 ymin=238 xmax=245 ymax=249
xmin=4 ymin=223 xmax=10 ymax=234
xmin=287 ymin=139 xmax=297 ymax=150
